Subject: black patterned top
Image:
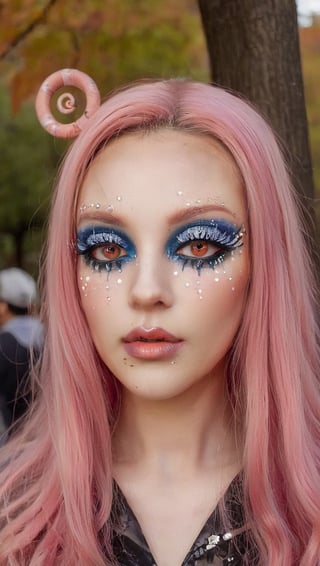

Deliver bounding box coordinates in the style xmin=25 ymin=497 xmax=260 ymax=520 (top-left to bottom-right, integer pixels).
xmin=111 ymin=475 xmax=258 ymax=565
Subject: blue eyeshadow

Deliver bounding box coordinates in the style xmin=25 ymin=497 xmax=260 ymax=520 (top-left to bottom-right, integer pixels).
xmin=76 ymin=225 xmax=136 ymax=272
xmin=165 ymin=219 xmax=243 ymax=275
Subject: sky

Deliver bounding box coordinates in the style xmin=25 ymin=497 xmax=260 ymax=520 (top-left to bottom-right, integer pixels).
xmin=296 ymin=0 xmax=320 ymax=24
xmin=297 ymin=0 xmax=320 ymax=12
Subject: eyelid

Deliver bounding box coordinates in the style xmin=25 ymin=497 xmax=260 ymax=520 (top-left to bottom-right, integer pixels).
xmin=164 ymin=219 xmax=244 ymax=275
xmin=76 ymin=225 xmax=136 ymax=273
xmin=76 ymin=225 xmax=135 ymax=254
xmin=166 ymin=219 xmax=243 ymax=254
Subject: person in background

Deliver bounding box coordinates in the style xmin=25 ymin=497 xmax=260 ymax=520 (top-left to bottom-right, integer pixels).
xmin=0 ymin=268 xmax=43 ymax=433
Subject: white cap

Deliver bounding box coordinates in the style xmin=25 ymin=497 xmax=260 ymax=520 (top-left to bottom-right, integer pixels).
xmin=0 ymin=268 xmax=37 ymax=308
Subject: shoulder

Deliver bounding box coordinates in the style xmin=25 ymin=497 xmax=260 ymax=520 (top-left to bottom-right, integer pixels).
xmin=0 ymin=331 xmax=29 ymax=358
xmin=0 ymin=332 xmax=21 ymax=360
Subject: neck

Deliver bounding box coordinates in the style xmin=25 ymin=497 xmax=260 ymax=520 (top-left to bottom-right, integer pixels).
xmin=112 ymin=372 xmax=241 ymax=478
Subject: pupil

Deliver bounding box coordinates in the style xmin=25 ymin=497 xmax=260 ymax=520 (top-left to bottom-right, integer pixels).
xmin=105 ymin=245 xmax=117 ymax=257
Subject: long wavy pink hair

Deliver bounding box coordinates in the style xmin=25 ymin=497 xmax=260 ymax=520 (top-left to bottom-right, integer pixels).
xmin=0 ymin=79 xmax=319 ymax=565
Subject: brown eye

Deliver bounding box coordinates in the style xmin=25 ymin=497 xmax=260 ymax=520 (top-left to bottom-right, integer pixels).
xmin=177 ymin=240 xmax=219 ymax=259
xmin=190 ymin=241 xmax=209 ymax=257
xmin=92 ymin=244 xmax=123 ymax=261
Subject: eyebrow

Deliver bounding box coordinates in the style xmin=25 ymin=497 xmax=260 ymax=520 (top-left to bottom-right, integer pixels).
xmin=77 ymin=210 xmax=125 ymax=227
xmin=167 ymin=204 xmax=236 ymax=224
xmin=77 ymin=204 xmax=236 ymax=228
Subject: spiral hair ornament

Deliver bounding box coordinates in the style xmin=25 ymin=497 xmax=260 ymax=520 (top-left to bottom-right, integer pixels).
xmin=35 ymin=69 xmax=101 ymax=139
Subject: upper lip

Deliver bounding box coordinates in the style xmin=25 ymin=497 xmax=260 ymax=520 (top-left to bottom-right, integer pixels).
xmin=123 ymin=327 xmax=181 ymax=343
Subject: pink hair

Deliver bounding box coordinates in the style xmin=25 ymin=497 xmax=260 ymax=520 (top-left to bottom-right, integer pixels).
xmin=0 ymin=79 xmax=319 ymax=565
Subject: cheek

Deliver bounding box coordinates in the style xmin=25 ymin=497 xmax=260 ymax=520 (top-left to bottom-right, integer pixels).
xmin=78 ymin=263 xmax=125 ymax=301
xmin=172 ymin=248 xmax=249 ymax=310
xmin=174 ymin=254 xmax=249 ymax=360
xmin=77 ymin=266 xmax=125 ymax=342
xmin=174 ymin=254 xmax=249 ymax=362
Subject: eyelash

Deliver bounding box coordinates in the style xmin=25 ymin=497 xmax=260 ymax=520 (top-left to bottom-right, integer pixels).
xmin=76 ymin=220 xmax=244 ymax=275
xmin=167 ymin=221 xmax=244 ymax=275
xmin=76 ymin=228 xmax=136 ymax=273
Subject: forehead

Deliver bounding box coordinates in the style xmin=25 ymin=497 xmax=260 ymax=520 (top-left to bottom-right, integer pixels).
xmin=78 ymin=129 xmax=246 ymax=222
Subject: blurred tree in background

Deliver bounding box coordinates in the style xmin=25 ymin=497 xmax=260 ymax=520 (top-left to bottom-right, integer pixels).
xmin=0 ymin=0 xmax=319 ymax=271
xmin=300 ymin=17 xmax=320 ymax=224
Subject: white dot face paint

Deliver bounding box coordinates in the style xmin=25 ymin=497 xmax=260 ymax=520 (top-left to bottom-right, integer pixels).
xmin=76 ymin=130 xmax=249 ymax=402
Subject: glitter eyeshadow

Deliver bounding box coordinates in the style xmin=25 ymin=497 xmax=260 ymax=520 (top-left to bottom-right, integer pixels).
xmin=165 ymin=219 xmax=244 ymax=276
xmin=77 ymin=225 xmax=136 ymax=273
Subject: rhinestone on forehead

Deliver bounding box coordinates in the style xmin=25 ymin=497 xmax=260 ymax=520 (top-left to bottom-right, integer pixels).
xmin=79 ymin=202 xmax=101 ymax=213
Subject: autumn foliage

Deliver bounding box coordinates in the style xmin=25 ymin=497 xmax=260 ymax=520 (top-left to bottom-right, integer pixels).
xmin=0 ymin=0 xmax=208 ymax=112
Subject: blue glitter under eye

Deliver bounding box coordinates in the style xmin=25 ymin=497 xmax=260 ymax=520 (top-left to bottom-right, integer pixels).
xmin=76 ymin=225 xmax=136 ymax=272
xmin=166 ymin=219 xmax=244 ymax=275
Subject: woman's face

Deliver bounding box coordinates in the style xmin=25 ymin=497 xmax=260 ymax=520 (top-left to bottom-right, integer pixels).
xmin=76 ymin=129 xmax=249 ymax=401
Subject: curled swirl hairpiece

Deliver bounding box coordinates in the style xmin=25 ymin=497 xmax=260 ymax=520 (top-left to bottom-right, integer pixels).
xmin=35 ymin=69 xmax=101 ymax=139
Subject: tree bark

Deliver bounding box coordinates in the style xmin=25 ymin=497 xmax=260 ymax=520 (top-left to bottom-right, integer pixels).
xmin=198 ymin=0 xmax=317 ymax=242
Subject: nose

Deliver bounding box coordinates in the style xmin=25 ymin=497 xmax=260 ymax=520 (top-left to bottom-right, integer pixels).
xmin=128 ymin=254 xmax=173 ymax=310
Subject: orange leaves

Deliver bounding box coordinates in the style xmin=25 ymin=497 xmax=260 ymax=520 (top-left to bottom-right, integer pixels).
xmin=1 ymin=0 xmax=208 ymax=113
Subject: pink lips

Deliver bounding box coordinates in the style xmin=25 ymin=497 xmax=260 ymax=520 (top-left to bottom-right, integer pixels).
xmin=123 ymin=327 xmax=183 ymax=360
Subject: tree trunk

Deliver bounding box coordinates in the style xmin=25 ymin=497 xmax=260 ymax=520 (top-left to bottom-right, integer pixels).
xmin=198 ymin=0 xmax=317 ymax=245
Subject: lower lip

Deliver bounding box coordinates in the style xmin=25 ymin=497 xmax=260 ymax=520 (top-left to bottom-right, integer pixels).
xmin=123 ymin=341 xmax=183 ymax=360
